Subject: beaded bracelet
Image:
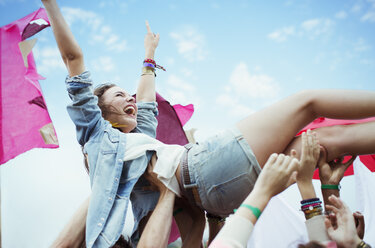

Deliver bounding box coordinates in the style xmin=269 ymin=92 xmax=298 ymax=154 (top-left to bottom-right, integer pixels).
xmin=301 ymin=202 xmax=323 ymax=211
xmin=301 ymin=198 xmax=320 ymax=204
xmin=301 ymin=200 xmax=322 ymax=206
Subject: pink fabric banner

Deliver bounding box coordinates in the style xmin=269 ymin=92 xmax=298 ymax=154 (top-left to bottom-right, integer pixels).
xmin=0 ymin=8 xmax=58 ymax=165
xmin=152 ymin=93 xmax=194 ymax=244
xmin=298 ymin=117 xmax=375 ymax=178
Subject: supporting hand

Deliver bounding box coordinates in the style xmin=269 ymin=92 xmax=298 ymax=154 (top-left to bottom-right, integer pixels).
xmin=253 ymin=153 xmax=299 ymax=202
xmin=297 ymin=130 xmax=320 ymax=184
xmin=318 ymin=149 xmax=356 ymax=185
xmin=325 ymin=195 xmax=361 ymax=248
xmin=296 ymin=130 xmax=320 ymax=199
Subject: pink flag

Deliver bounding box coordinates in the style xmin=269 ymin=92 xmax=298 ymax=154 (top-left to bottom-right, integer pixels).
xmin=0 ymin=8 xmax=58 ymax=165
xmin=298 ymin=117 xmax=375 ymax=178
xmin=153 ymin=93 xmax=194 ymax=244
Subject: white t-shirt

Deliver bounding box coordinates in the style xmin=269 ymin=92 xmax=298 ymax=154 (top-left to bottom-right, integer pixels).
xmin=124 ymin=132 xmax=185 ymax=196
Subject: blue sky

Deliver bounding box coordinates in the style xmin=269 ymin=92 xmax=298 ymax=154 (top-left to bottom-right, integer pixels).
xmin=1 ymin=0 xmax=375 ymax=247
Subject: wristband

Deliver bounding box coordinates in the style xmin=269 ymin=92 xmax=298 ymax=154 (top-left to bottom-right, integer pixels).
xmin=321 ymin=184 xmax=341 ymax=190
xmin=239 ymin=204 xmax=262 ymax=219
xmin=143 ymin=62 xmax=155 ymax=68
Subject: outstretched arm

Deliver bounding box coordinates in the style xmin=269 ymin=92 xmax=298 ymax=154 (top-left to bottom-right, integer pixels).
xmin=136 ymin=21 xmax=159 ymax=103
xmin=137 ymin=163 xmax=175 ymax=248
xmin=42 ymin=0 xmax=85 ymax=76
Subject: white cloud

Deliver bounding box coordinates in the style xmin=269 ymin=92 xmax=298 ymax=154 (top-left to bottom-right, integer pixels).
xmin=229 ymin=63 xmax=279 ymax=98
xmin=351 ymin=3 xmax=362 ymax=13
xmin=92 ymin=56 xmax=115 ymax=72
xmin=159 ymin=74 xmax=201 ymax=107
xmin=301 ymin=18 xmax=334 ymax=37
xmin=215 ymin=94 xmax=254 ymax=117
xmin=268 ymin=26 xmax=295 ymax=42
xmin=170 ymin=27 xmax=207 ymax=62
xmin=214 ymin=63 xmax=280 ymax=117
xmin=335 ymin=11 xmax=348 ymax=19
xmin=33 ymin=46 xmax=65 ymax=76
xmin=61 ymin=7 xmax=127 ymax=52
xmin=269 ymin=18 xmax=334 ymax=42
xmin=354 ymin=38 xmax=371 ymax=52
xmin=361 ymin=10 xmax=375 ymax=22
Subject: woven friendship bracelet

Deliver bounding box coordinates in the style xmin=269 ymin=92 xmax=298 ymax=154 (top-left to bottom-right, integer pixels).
xmin=144 ymin=59 xmax=166 ymax=71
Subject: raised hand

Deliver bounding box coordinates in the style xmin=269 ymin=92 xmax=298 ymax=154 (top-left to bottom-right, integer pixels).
xmin=144 ymin=20 xmax=160 ymax=59
xmin=253 ymin=153 xmax=299 ymax=199
xmin=318 ymin=148 xmax=356 ymax=185
xmin=297 ymin=129 xmax=320 ymax=183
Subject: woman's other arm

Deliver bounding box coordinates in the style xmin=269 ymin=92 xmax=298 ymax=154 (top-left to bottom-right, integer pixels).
xmin=136 ymin=21 xmax=159 ymax=103
xmin=42 ymin=0 xmax=85 ymax=77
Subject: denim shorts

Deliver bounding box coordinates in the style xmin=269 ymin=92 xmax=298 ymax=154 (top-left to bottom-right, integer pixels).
xmin=185 ymin=127 xmax=261 ymax=217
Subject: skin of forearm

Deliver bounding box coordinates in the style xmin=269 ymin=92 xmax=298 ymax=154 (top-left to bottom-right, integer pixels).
xmin=136 ymin=49 xmax=156 ymax=102
xmin=297 ymin=181 xmax=317 ymax=200
xmin=42 ymin=0 xmax=85 ymax=76
xmin=322 ymin=189 xmax=339 ymax=210
xmin=137 ymin=189 xmax=175 ymax=248
xmin=207 ymin=220 xmax=225 ymax=245
xmin=181 ymin=213 xmax=205 ymax=248
xmin=235 ymin=189 xmax=270 ymax=225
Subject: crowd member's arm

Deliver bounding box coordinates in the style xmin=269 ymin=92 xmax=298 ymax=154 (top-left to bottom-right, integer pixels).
xmin=137 ymin=164 xmax=175 ymax=248
xmin=50 ymin=197 xmax=89 ymax=248
xmin=42 ymin=0 xmax=85 ymax=76
xmin=209 ymin=152 xmax=299 ymax=248
xmin=173 ymin=198 xmax=205 ymax=248
xmin=325 ymin=195 xmax=371 ymax=248
xmin=136 ymin=21 xmax=159 ymax=103
xmin=318 ymin=150 xmax=356 ymax=211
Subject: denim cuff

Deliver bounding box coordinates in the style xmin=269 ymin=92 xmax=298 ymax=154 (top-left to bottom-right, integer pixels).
xmin=65 ymin=71 xmax=93 ymax=95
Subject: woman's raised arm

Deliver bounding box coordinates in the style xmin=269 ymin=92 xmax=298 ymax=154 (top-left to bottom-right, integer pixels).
xmin=136 ymin=21 xmax=159 ymax=103
xmin=42 ymin=0 xmax=85 ymax=77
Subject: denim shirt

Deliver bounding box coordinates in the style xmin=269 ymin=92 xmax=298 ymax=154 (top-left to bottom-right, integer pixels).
xmin=65 ymin=71 xmax=159 ymax=248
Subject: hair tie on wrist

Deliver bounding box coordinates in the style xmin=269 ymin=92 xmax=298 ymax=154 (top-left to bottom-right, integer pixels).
xmin=321 ymin=184 xmax=341 ymax=190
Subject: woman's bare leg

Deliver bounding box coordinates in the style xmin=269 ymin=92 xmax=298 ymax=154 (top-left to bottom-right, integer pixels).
xmin=284 ymin=121 xmax=375 ymax=161
xmin=236 ymin=89 xmax=375 ymax=167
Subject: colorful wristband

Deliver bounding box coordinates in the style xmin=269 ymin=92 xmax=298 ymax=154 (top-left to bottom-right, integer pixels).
xmin=321 ymin=184 xmax=341 ymax=190
xmin=239 ymin=204 xmax=262 ymax=219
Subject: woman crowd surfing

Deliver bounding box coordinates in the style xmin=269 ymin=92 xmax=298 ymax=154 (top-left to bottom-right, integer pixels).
xmin=42 ymin=0 xmax=375 ymax=247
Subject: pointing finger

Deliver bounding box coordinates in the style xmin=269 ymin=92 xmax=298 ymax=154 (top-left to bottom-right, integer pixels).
xmin=145 ymin=20 xmax=152 ymax=33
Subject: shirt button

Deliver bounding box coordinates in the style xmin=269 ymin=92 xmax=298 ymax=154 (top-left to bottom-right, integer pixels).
xmin=109 ymin=197 xmax=112 ymax=201
xmin=118 ymin=159 xmax=122 ymax=162
xmin=98 ymin=223 xmax=102 ymax=227
xmin=115 ymin=178 xmax=119 ymax=181
xmin=101 ymin=217 xmax=105 ymax=221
